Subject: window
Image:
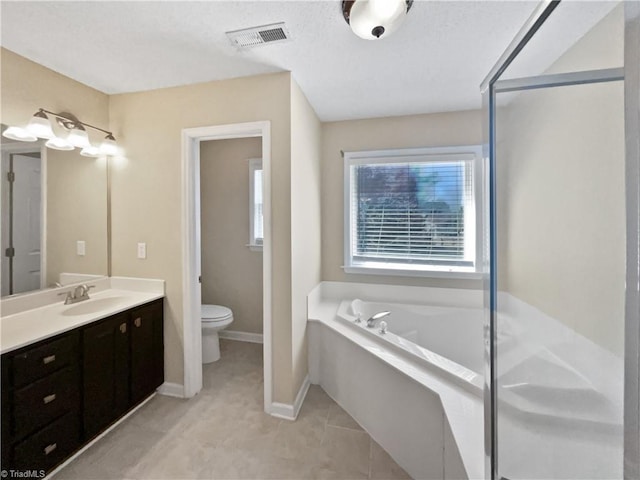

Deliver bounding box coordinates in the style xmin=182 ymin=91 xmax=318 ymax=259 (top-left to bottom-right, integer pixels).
xmin=249 ymin=158 xmax=263 ymax=251
xmin=344 ymin=146 xmax=482 ymax=277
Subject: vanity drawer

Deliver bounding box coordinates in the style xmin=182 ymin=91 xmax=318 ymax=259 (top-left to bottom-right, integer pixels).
xmin=12 ymin=366 xmax=80 ymax=440
xmin=12 ymin=411 xmax=80 ymax=473
xmin=11 ymin=332 xmax=79 ymax=387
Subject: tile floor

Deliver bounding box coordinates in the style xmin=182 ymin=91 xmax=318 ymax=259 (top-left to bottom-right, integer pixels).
xmin=54 ymin=339 xmax=410 ymax=480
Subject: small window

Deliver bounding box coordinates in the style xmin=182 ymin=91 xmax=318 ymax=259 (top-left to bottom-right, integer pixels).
xmin=249 ymin=158 xmax=263 ymax=251
xmin=344 ymin=146 xmax=482 ymax=277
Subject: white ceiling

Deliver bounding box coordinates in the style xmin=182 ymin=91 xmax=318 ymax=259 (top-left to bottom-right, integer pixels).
xmin=0 ymin=1 xmax=618 ymax=122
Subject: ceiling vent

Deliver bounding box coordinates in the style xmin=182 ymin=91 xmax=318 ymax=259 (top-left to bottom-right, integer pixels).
xmin=226 ymin=22 xmax=291 ymax=49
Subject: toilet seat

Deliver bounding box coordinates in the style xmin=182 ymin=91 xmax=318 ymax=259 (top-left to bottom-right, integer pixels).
xmin=201 ymin=304 xmax=233 ymax=323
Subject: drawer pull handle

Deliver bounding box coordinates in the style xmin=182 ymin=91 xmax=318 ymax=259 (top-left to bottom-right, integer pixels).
xmin=43 ymin=394 xmax=56 ymax=404
xmin=120 ymin=323 xmax=127 ymax=334
xmin=134 ymin=317 xmax=142 ymax=328
xmin=42 ymin=355 xmax=56 ymax=365
xmin=44 ymin=443 xmax=57 ymax=455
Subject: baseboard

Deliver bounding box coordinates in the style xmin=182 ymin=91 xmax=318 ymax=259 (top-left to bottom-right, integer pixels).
xmin=156 ymin=382 xmax=185 ymax=398
xmin=219 ymin=330 xmax=263 ymax=344
xmin=268 ymin=402 xmax=295 ymax=420
xmin=267 ymin=374 xmax=310 ymax=421
xmin=293 ymin=374 xmax=311 ymax=419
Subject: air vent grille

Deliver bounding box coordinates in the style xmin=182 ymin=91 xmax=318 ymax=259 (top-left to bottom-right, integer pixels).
xmin=226 ymin=22 xmax=291 ymax=48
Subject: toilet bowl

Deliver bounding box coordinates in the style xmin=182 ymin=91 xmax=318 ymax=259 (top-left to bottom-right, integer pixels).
xmin=201 ymin=304 xmax=234 ymax=363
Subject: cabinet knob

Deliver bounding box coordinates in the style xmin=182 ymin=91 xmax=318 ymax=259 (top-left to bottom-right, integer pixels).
xmin=44 ymin=443 xmax=57 ymax=455
xmin=42 ymin=355 xmax=56 ymax=365
xmin=134 ymin=317 xmax=142 ymax=328
xmin=43 ymin=394 xmax=56 ymax=404
xmin=120 ymin=323 xmax=127 ymax=334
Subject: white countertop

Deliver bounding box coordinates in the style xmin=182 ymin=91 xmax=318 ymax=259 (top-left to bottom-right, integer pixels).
xmin=1 ymin=285 xmax=164 ymax=355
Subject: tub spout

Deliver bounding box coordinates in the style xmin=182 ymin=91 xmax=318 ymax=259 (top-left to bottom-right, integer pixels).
xmin=366 ymin=311 xmax=390 ymax=328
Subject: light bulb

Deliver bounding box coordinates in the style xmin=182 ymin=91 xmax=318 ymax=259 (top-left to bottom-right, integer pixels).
xmin=25 ymin=111 xmax=55 ymax=139
xmin=45 ymin=136 xmax=74 ymax=151
xmin=80 ymin=145 xmax=101 ymax=158
xmin=67 ymin=127 xmax=90 ymax=148
xmin=2 ymin=126 xmax=37 ymax=142
xmin=100 ymin=134 xmax=119 ymax=156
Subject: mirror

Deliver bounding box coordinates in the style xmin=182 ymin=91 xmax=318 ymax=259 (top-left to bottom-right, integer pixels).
xmin=1 ymin=129 xmax=108 ymax=297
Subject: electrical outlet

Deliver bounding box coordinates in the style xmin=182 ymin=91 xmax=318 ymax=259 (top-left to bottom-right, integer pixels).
xmin=77 ymin=241 xmax=86 ymax=256
xmin=137 ymin=242 xmax=147 ymax=259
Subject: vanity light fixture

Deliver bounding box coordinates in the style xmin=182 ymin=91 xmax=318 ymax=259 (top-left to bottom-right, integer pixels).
xmin=342 ymin=0 xmax=413 ymax=40
xmin=2 ymin=126 xmax=37 ymax=142
xmin=80 ymin=145 xmax=101 ymax=158
xmin=2 ymin=108 xmax=119 ymax=156
xmin=67 ymin=126 xmax=91 ymax=149
xmin=25 ymin=110 xmax=55 ymax=139
xmin=45 ymin=136 xmax=74 ymax=151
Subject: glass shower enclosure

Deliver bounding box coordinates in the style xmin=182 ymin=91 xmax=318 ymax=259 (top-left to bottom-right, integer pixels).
xmin=482 ymin=1 xmax=640 ymax=479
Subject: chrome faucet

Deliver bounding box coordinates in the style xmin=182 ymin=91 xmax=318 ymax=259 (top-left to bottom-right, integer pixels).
xmin=58 ymin=284 xmax=95 ymax=305
xmin=366 ymin=311 xmax=391 ymax=328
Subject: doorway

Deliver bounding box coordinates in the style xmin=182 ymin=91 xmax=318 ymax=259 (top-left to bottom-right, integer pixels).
xmin=1 ymin=144 xmax=45 ymax=296
xmin=181 ymin=121 xmax=272 ymax=412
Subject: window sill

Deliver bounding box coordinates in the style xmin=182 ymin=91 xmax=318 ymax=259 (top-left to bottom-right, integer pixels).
xmin=246 ymin=244 xmax=263 ymax=252
xmin=342 ymin=264 xmax=484 ymax=280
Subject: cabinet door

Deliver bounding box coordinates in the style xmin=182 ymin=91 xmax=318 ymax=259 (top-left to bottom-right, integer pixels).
xmin=82 ymin=313 xmax=130 ymax=440
xmin=130 ymin=300 xmax=164 ymax=404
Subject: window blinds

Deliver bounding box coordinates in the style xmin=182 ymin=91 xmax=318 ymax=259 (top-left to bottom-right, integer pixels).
xmin=350 ymin=160 xmax=473 ymax=266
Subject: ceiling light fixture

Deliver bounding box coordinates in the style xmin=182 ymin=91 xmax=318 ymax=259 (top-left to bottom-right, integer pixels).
xmin=342 ymin=0 xmax=413 ymax=40
xmin=2 ymin=108 xmax=119 ymax=156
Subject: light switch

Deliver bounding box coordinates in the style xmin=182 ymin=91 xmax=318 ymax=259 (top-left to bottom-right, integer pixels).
xmin=77 ymin=241 xmax=86 ymax=256
xmin=137 ymin=242 xmax=147 ymax=259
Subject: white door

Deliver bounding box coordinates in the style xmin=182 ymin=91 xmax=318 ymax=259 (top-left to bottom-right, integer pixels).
xmin=2 ymin=153 xmax=42 ymax=295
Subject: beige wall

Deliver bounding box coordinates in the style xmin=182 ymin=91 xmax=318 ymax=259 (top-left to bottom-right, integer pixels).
xmin=46 ymin=150 xmax=107 ymax=284
xmin=108 ymin=73 xmax=295 ymax=400
xmin=497 ymin=6 xmax=625 ymax=355
xmin=321 ymin=110 xmax=483 ymax=289
xmin=290 ymin=79 xmax=322 ymax=398
xmin=1 ymin=49 xmax=109 ymax=290
xmin=200 ymin=137 xmax=263 ymax=334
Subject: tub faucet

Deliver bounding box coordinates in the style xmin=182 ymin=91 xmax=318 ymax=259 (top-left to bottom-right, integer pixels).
xmin=366 ymin=311 xmax=390 ymax=328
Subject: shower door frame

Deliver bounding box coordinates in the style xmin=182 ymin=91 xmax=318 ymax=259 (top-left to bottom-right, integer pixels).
xmin=480 ymin=1 xmax=640 ymax=479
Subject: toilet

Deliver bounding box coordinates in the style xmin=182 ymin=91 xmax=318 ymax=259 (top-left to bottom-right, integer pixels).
xmin=201 ymin=304 xmax=234 ymax=363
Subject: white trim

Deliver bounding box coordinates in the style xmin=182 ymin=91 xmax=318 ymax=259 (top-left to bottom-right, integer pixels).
xmin=46 ymin=393 xmax=156 ymax=479
xmin=0 ymin=142 xmax=48 ymax=292
xmin=156 ymin=382 xmax=185 ymax=398
xmin=248 ymin=157 xmax=263 ymax=248
xmin=267 ymin=374 xmax=310 ymax=420
xmin=269 ymin=402 xmax=297 ymax=420
xmin=343 ymin=145 xmax=483 ymax=278
xmin=293 ymin=374 xmax=311 ymax=418
xmin=181 ymin=121 xmax=273 ymax=414
xmin=342 ymin=265 xmax=483 ymax=280
xmin=219 ymin=330 xmax=264 ymax=344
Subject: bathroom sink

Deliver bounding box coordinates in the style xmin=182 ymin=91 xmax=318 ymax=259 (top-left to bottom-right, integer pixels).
xmin=62 ymin=296 xmax=130 ymax=316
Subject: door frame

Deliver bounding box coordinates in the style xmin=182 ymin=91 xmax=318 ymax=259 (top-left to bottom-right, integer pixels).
xmin=181 ymin=121 xmax=272 ymax=411
xmin=0 ymin=142 xmax=47 ymax=293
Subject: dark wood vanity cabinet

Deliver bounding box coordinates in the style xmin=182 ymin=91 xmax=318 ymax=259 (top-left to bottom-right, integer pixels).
xmin=0 ymin=331 xmax=82 ymax=473
xmin=82 ymin=312 xmax=131 ymax=440
xmin=130 ymin=301 xmax=164 ymax=405
xmin=1 ymin=298 xmax=164 ymax=475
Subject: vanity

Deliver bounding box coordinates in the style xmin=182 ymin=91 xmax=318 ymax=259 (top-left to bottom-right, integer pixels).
xmin=0 ymin=279 xmax=165 ymax=475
